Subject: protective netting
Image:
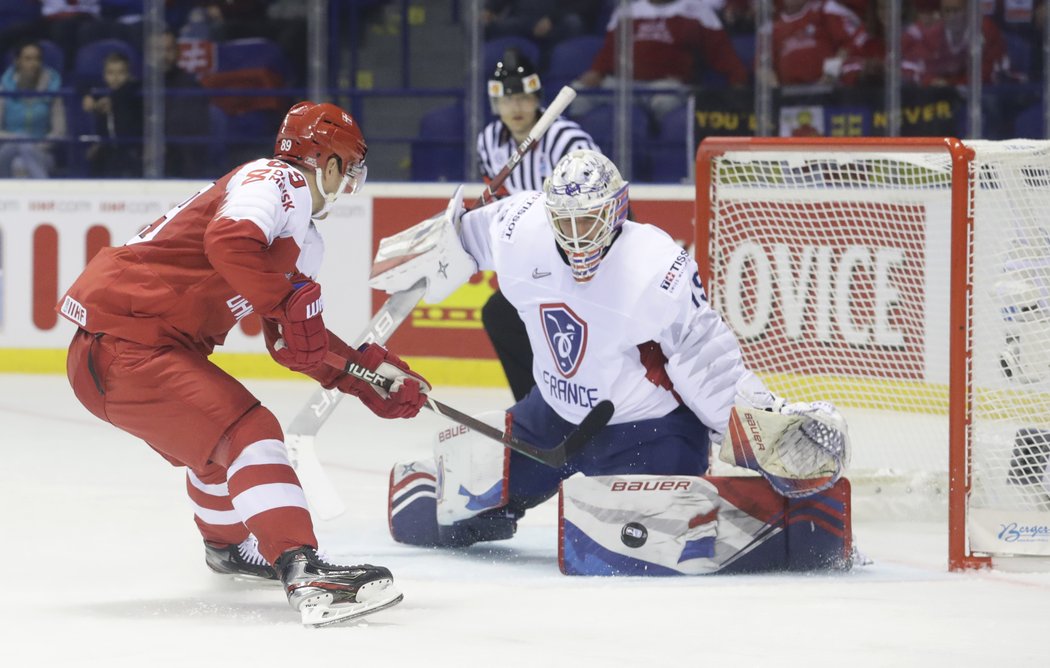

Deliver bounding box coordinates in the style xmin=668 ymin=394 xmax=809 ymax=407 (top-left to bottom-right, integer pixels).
xmin=705 ymin=142 xmax=1050 ymax=543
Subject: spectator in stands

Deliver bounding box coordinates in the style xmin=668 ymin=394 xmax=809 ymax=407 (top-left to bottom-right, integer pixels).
xmin=719 ymin=0 xmax=756 ymax=34
xmin=482 ymin=1 xmax=600 ymax=64
xmin=82 ymin=51 xmax=142 ymax=177
xmin=840 ymin=0 xmax=894 ymax=87
xmin=0 ymin=40 xmax=67 ymax=178
xmin=901 ymin=0 xmax=1016 ymax=86
xmin=194 ymin=0 xmax=273 ymax=41
xmin=40 ymin=0 xmax=104 ymax=71
xmin=574 ymin=0 xmax=748 ymax=118
xmin=771 ymin=0 xmax=873 ymax=87
xmin=157 ymin=30 xmax=209 ymax=177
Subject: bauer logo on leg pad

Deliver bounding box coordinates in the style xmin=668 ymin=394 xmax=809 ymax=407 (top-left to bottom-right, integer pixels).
xmin=559 ymin=475 xmax=722 ymax=576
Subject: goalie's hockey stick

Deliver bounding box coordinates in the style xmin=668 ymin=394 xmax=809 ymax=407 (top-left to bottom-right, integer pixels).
xmin=324 ymin=350 xmax=614 ymax=468
xmin=286 ymin=87 xmax=578 ymax=514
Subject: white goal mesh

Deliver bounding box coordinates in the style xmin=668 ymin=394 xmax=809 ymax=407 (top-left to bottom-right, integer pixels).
xmin=697 ymin=139 xmax=1050 ymax=567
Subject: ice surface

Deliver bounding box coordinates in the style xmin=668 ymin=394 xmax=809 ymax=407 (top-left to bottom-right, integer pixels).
xmin=3 ymin=374 xmax=1048 ymax=667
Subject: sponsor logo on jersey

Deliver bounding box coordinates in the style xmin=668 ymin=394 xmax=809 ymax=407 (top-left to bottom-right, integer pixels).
xmin=500 ymin=192 xmax=542 ymax=242
xmin=540 ymin=303 xmax=587 ymax=378
xmin=660 ymin=249 xmax=690 ymax=292
xmin=60 ymin=295 xmax=87 ymax=327
xmin=226 ymin=295 xmax=254 ymax=321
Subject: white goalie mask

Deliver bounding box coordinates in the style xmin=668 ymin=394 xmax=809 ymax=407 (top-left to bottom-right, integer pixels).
xmin=543 ymin=150 xmax=629 ymax=282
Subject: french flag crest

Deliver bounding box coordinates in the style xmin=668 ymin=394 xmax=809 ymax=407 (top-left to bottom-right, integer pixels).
xmin=540 ymin=303 xmax=588 ymax=378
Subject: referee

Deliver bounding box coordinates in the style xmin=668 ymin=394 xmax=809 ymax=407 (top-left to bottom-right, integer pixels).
xmin=476 ymin=49 xmax=600 ymax=401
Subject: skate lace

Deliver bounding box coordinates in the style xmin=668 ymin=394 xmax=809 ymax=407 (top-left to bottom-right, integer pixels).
xmin=314 ymin=548 xmax=368 ymax=570
xmin=238 ymin=535 xmax=268 ymax=566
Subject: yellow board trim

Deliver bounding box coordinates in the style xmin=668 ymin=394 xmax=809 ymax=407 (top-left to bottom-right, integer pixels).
xmin=7 ymin=349 xmax=1049 ymax=420
xmin=0 ymin=349 xmax=510 ymax=388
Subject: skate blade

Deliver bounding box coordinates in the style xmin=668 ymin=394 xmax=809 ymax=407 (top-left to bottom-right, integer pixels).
xmin=299 ymin=582 xmax=404 ymax=628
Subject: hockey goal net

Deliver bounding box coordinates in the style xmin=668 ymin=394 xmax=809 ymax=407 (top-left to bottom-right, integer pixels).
xmin=696 ymin=137 xmax=1050 ymax=570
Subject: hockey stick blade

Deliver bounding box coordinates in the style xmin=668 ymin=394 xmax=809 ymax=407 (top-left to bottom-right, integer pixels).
xmin=325 ymin=352 xmax=614 ymax=468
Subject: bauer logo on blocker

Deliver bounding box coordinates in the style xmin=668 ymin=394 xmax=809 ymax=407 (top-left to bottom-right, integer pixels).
xmin=540 ymin=303 xmax=587 ymax=377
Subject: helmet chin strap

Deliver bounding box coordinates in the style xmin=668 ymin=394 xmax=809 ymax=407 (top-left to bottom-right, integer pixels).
xmin=311 ymin=166 xmax=353 ymax=220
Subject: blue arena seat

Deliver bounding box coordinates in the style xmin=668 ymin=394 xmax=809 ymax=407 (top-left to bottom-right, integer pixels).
xmin=1013 ymin=102 xmax=1045 ymax=139
xmin=576 ymin=102 xmax=651 ymax=180
xmin=648 ymin=104 xmax=691 ymax=183
xmin=544 ymin=35 xmax=604 ymax=92
xmin=484 ymin=37 xmax=541 ymax=72
xmin=411 ymin=103 xmax=466 ymax=182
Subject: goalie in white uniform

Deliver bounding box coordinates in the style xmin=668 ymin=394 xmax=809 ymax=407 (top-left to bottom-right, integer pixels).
xmin=373 ymin=150 xmax=851 ymax=570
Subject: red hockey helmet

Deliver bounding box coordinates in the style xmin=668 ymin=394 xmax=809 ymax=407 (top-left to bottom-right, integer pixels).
xmin=274 ymin=101 xmax=367 ymax=196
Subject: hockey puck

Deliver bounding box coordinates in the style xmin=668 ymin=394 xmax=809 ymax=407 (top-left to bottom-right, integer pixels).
xmin=621 ymin=522 xmax=648 ymax=548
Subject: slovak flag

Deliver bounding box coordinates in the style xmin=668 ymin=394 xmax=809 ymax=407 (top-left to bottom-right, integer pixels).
xmin=540 ymin=303 xmax=588 ymax=378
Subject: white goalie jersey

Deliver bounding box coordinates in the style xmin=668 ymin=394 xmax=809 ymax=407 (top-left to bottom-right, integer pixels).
xmin=459 ymin=191 xmax=766 ymax=432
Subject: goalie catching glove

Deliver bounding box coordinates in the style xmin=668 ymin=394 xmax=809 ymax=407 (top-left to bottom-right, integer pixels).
xmin=719 ymin=391 xmax=851 ymax=498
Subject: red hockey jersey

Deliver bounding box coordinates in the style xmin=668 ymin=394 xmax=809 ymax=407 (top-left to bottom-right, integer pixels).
xmin=57 ymin=159 xmax=321 ymax=355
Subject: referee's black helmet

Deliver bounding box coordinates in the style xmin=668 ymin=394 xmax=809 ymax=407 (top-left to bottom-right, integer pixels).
xmin=488 ymin=49 xmax=542 ymax=101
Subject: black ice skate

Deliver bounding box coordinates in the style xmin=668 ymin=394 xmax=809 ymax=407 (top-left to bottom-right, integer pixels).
xmin=275 ymin=546 xmax=403 ymax=627
xmin=204 ymin=535 xmax=278 ymax=582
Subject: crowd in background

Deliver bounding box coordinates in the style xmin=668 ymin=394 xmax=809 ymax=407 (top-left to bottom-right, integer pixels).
xmin=0 ymin=0 xmax=1046 ymax=180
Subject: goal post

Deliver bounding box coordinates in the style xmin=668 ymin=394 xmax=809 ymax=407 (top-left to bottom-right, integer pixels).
xmin=695 ymin=137 xmax=1050 ymax=571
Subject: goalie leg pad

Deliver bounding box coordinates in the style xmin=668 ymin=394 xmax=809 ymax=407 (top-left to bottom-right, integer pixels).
xmin=559 ymin=474 xmax=852 ymax=576
xmin=435 ymin=411 xmax=511 ymax=526
xmin=560 ymin=475 xmax=723 ymax=576
xmin=388 ymin=412 xmax=515 ymax=548
xmin=388 ymin=459 xmax=440 ymax=546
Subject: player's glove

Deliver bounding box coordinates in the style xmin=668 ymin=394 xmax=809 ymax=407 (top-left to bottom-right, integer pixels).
xmin=331 ymin=343 xmax=431 ymax=419
xmin=271 ymin=281 xmax=329 ymax=372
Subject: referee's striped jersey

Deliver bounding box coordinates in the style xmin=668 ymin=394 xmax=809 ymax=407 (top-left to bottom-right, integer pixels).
xmin=476 ymin=115 xmax=599 ymax=193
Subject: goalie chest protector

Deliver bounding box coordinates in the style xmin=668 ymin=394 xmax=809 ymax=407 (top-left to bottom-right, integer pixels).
xmin=559 ymin=474 xmax=852 ymax=576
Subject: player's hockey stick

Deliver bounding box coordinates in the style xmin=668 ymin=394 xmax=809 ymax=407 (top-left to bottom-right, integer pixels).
xmin=286 ymin=87 xmax=578 ymax=514
xmin=323 ymin=350 xmax=614 ymax=468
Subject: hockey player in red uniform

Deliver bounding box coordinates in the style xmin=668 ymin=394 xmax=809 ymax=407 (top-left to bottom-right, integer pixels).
xmin=56 ymin=101 xmax=430 ymax=627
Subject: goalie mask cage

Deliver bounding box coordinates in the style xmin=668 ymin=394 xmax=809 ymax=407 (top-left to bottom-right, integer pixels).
xmin=695 ymin=137 xmax=1050 ymax=571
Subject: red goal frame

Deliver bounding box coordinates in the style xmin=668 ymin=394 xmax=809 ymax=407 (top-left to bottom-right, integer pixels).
xmin=694 ymin=137 xmax=989 ymax=571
